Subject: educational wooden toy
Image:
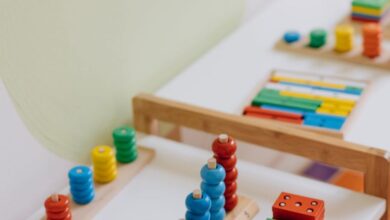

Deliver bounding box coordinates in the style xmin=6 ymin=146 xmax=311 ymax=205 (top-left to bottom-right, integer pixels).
xmin=68 ymin=165 xmax=95 ymax=205
xmin=200 ymin=158 xmax=226 ymax=220
xmin=212 ymin=134 xmax=238 ymax=212
xmin=275 ymin=25 xmax=390 ymax=70
xmin=335 ymin=25 xmax=354 ymax=52
xmin=272 ymin=192 xmax=325 ymax=220
xmin=132 ymin=93 xmax=390 ymax=219
xmin=242 ymin=70 xmax=368 ymax=138
xmin=182 ymin=134 xmax=258 ymax=220
xmin=91 ymin=146 xmax=117 ymax=183
xmin=44 ymin=194 xmax=71 ymax=220
xmin=185 ymin=189 xmax=212 ymax=220
xmin=351 ymin=0 xmax=390 ymax=23
xmin=64 ymin=147 xmax=154 ymax=219
xmin=363 ymin=23 xmax=383 ymax=57
xmin=309 ymin=29 xmax=327 ymax=48
xmin=112 ymin=126 xmax=138 ymax=163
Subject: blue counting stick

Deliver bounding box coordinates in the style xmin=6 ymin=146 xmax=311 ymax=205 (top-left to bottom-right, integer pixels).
xmin=279 ymin=81 xmax=362 ymax=95
xmin=303 ymin=112 xmax=346 ymax=130
xmin=322 ymin=120 xmax=344 ymax=130
xmin=68 ymin=165 xmax=95 ymax=205
xmin=283 ymin=31 xmax=301 ymax=43
xmin=352 ymin=12 xmax=381 ymax=20
xmin=304 ymin=112 xmax=346 ymax=122
xmin=185 ymin=190 xmax=211 ymax=220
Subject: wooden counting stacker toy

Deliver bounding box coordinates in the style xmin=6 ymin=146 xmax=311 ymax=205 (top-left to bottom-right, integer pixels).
xmin=275 ymin=24 xmax=390 ymax=70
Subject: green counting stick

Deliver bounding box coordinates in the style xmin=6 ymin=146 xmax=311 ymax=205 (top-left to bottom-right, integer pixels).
xmin=252 ymin=89 xmax=321 ymax=111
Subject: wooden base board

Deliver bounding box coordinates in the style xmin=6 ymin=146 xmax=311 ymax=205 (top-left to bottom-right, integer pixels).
xmin=43 ymin=146 xmax=155 ymax=220
xmin=225 ymin=195 xmax=259 ymax=220
xmin=275 ymin=38 xmax=390 ymax=70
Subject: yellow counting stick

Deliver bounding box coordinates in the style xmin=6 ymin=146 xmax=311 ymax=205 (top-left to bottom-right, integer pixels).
xmin=352 ymin=6 xmax=386 ymax=16
xmin=321 ymin=102 xmax=353 ymax=112
xmin=280 ymin=91 xmax=356 ymax=106
xmin=271 ymin=76 xmax=346 ymax=90
xmin=316 ymin=108 xmax=349 ymax=117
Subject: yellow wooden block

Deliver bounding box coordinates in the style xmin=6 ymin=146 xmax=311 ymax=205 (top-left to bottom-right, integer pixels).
xmin=271 ymin=76 xmax=346 ymax=89
xmin=280 ymin=91 xmax=356 ymax=106
xmin=310 ymin=81 xmax=345 ymax=89
xmin=271 ymin=75 xmax=308 ymax=84
xmin=321 ymin=102 xmax=353 ymax=112
xmin=317 ymin=108 xmax=349 ymax=117
xmin=352 ymin=6 xmax=386 ymax=16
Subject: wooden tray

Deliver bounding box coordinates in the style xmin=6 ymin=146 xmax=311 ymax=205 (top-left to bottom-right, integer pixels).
xmin=241 ymin=69 xmax=371 ymax=139
xmin=275 ymin=37 xmax=390 ymax=70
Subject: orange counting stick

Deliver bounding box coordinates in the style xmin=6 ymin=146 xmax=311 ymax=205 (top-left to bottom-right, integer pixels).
xmin=276 ymin=117 xmax=303 ymax=125
xmin=244 ymin=111 xmax=303 ymax=125
xmin=244 ymin=112 xmax=273 ymax=119
xmin=244 ymin=106 xmax=302 ymax=119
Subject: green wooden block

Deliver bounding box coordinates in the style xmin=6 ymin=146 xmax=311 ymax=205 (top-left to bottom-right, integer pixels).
xmin=346 ymin=86 xmax=363 ymax=93
xmin=352 ymin=0 xmax=389 ymax=9
xmin=254 ymin=96 xmax=319 ymax=111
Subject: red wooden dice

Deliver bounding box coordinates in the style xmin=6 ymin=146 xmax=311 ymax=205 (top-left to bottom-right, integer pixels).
xmin=272 ymin=192 xmax=325 ymax=220
xmin=44 ymin=194 xmax=72 ymax=220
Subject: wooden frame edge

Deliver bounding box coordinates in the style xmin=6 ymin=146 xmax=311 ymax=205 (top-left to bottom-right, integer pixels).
xmin=132 ymin=93 xmax=390 ymax=219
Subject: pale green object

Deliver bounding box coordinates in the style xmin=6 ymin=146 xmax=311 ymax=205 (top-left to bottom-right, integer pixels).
xmin=0 ymin=0 xmax=243 ymax=163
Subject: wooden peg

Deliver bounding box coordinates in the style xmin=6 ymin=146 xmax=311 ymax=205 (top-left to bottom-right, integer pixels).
xmin=50 ymin=194 xmax=59 ymax=202
xmin=208 ymin=158 xmax=217 ymax=169
xmin=218 ymin=134 xmax=229 ymax=143
xmin=193 ymin=189 xmax=202 ymax=199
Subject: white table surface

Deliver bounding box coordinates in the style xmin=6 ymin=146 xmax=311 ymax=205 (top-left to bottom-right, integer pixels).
xmin=93 ymin=136 xmax=384 ymax=220
xmin=156 ymin=0 xmax=390 ymax=152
